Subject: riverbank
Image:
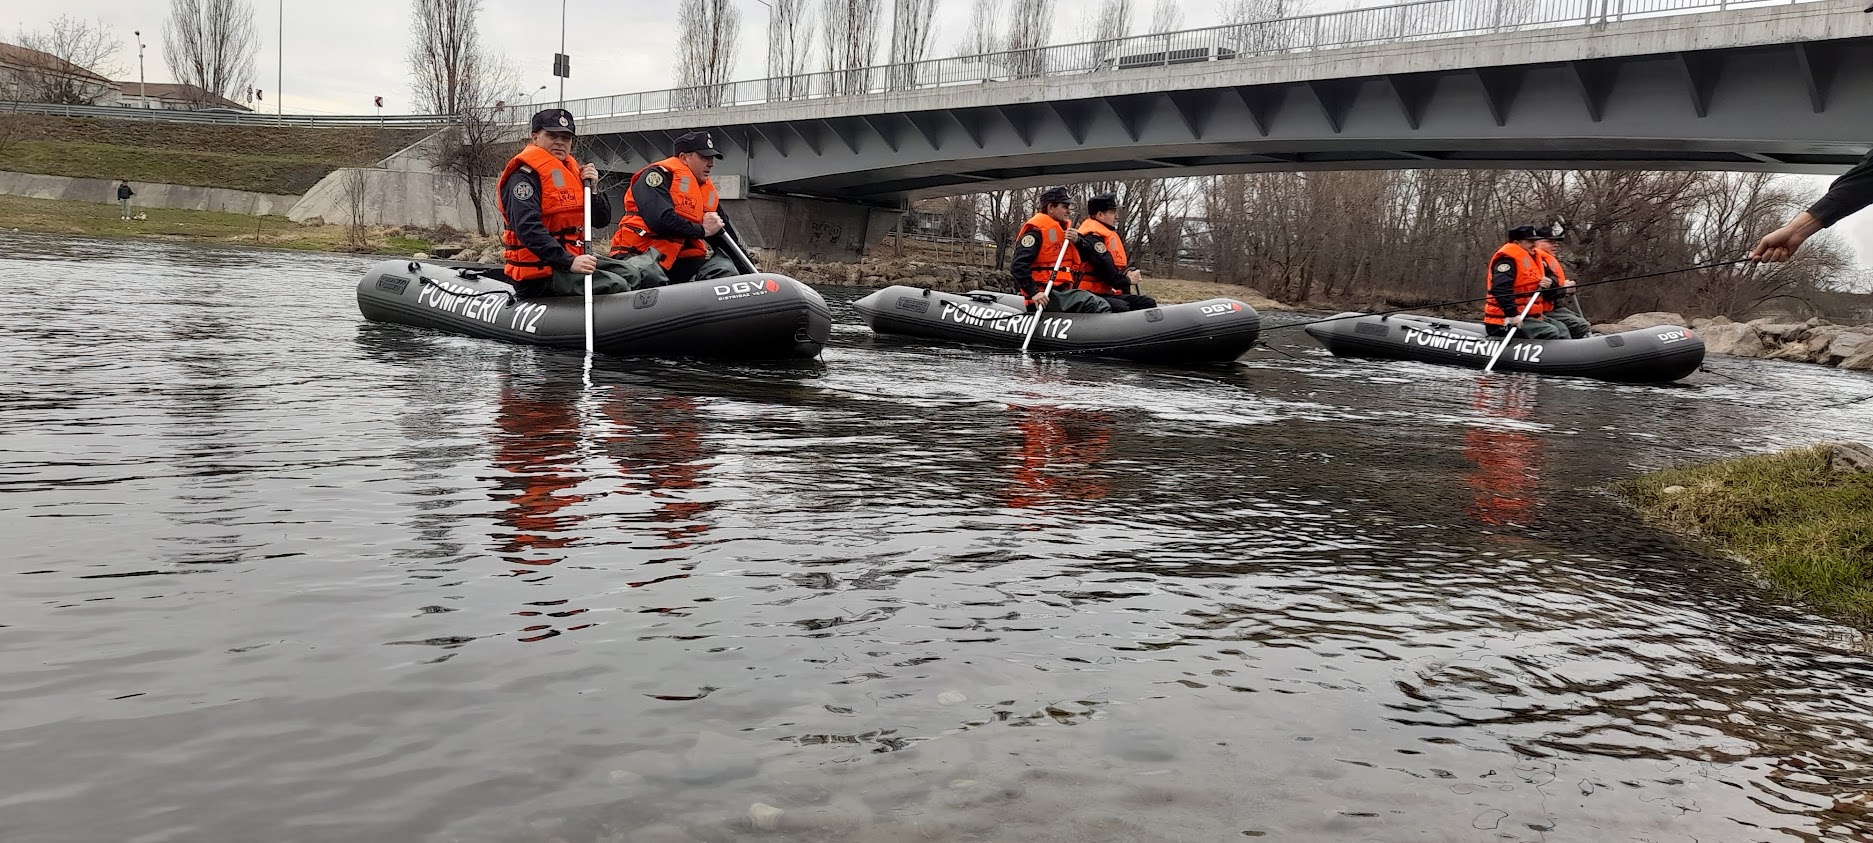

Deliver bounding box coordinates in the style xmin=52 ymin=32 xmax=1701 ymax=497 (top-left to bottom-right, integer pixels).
xmin=0 ymin=194 xmax=435 ymax=254
xmin=1618 ymin=444 xmax=1873 ymax=625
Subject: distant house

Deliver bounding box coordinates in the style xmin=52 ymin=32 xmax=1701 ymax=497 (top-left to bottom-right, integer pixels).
xmin=0 ymin=41 xmax=116 ymax=104
xmin=114 ymin=81 xmax=251 ymax=111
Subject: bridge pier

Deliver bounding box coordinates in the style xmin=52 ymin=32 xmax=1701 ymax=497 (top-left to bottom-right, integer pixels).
xmin=724 ymin=194 xmax=901 ymax=263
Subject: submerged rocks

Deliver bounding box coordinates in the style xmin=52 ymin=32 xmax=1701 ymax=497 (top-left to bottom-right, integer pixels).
xmin=1673 ymin=315 xmax=1873 ymax=370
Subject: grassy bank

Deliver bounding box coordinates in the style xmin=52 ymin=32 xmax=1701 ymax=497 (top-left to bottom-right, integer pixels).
xmin=0 ymin=115 xmax=427 ymax=195
xmin=0 ymin=194 xmax=434 ymax=254
xmin=1618 ymin=446 xmax=1873 ymax=624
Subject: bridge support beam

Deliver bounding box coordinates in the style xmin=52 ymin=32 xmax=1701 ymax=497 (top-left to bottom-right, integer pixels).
xmin=725 ymin=194 xmax=901 ymax=263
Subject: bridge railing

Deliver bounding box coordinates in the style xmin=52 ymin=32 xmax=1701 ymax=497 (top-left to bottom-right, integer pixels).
xmin=0 ymin=100 xmax=456 ymax=128
xmin=560 ymin=0 xmax=1816 ymax=123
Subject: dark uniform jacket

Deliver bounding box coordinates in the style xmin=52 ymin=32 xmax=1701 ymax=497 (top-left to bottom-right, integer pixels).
xmin=1810 ymin=149 xmax=1873 ymax=227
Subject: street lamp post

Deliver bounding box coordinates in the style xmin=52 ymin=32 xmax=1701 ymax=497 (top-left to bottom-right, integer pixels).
xmin=133 ymin=30 xmax=147 ymax=109
xmin=277 ymin=0 xmax=284 ymax=125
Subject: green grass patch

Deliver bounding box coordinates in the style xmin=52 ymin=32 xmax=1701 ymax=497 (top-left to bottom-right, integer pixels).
xmin=0 ymin=115 xmax=427 ymax=195
xmin=0 ymin=194 xmax=434 ymax=256
xmin=1617 ymin=447 xmax=1873 ymax=625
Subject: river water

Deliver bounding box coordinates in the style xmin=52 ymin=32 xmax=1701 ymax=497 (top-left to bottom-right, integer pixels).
xmin=5 ymin=233 xmax=1873 ymax=843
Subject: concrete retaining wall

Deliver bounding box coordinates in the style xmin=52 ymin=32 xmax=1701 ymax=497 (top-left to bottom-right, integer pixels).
xmin=0 ymin=170 xmax=300 ymax=215
xmin=287 ymin=167 xmax=492 ymax=232
xmin=728 ymin=194 xmax=899 ymax=262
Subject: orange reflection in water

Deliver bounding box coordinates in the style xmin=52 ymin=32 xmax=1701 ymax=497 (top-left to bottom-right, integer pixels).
xmin=1005 ymin=405 xmax=1114 ymax=511
xmin=1461 ymin=377 xmax=1544 ymax=527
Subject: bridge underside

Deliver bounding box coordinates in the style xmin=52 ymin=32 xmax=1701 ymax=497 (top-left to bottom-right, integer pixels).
xmin=583 ymin=35 xmax=1873 ymax=203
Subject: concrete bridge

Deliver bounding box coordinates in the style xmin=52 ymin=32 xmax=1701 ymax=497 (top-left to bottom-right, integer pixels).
xmin=560 ymin=0 xmax=1873 ymax=256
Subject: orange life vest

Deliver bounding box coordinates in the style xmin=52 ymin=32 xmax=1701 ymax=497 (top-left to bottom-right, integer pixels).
xmin=1482 ymin=242 xmax=1551 ymax=325
xmin=496 ymin=144 xmax=586 ymax=282
xmin=1074 ymin=217 xmax=1129 ymax=297
xmin=610 ymin=156 xmax=719 ymax=269
xmin=1016 ymin=213 xmax=1080 ymax=296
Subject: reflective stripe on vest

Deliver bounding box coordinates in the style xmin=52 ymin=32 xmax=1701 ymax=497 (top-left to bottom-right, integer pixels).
xmin=496 ymin=145 xmax=585 ymax=282
xmin=1482 ymin=243 xmax=1550 ymax=325
xmin=610 ymin=156 xmax=719 ymax=270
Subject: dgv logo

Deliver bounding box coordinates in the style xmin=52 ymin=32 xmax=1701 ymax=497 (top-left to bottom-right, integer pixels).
xmin=1199 ymin=302 xmax=1243 ymax=317
xmin=714 ymin=277 xmax=783 ymax=300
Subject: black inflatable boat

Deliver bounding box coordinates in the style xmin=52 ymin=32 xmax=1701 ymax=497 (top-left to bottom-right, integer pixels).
xmin=355 ymin=259 xmax=831 ymax=359
xmin=1303 ymin=312 xmax=1705 ymax=382
xmin=853 ymin=286 xmax=1261 ymax=363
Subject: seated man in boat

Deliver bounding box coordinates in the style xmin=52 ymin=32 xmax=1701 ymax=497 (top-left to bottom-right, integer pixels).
xmin=1483 ymin=225 xmax=1568 ymax=340
xmin=1074 ymin=193 xmax=1158 ymax=313
xmin=609 ymin=131 xmax=740 ymax=287
xmin=497 ymin=109 xmax=615 ymax=297
xmin=1532 ymin=223 xmax=1591 ymax=339
xmin=1009 ymin=187 xmax=1111 ymax=314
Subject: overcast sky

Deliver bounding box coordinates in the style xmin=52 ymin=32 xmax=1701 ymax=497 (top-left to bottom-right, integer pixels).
xmin=9 ymin=0 xmax=1871 ymax=272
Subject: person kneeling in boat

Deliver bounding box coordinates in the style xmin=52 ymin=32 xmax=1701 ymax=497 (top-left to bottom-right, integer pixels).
xmin=1533 ymin=223 xmax=1591 ymax=339
xmin=609 ymin=131 xmax=740 ymax=287
xmin=1010 ymin=187 xmax=1110 ymax=314
xmin=1483 ymin=225 xmax=1568 ymax=340
xmin=497 ymin=109 xmax=616 ymax=297
xmin=1074 ymin=193 xmax=1157 ymax=313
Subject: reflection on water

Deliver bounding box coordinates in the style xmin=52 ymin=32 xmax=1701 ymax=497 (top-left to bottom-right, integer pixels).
xmin=1463 ymin=377 xmax=1542 ymax=526
xmin=2 ymin=232 xmax=1873 ymax=842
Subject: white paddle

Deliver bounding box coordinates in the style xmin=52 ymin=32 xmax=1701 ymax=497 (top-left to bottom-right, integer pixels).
xmin=1483 ymin=282 xmax=1546 ymax=374
xmin=1019 ymin=236 xmax=1071 ymax=354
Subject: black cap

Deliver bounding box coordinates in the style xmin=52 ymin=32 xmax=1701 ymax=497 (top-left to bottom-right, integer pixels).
xmin=674 ymin=131 xmax=724 ymax=159
xmin=1087 ymin=193 xmax=1117 ymax=215
xmin=529 ymin=108 xmax=577 ymax=135
xmin=1039 ymin=187 xmax=1074 ymax=208
xmin=1506 ymin=224 xmax=1540 ymax=241
xmin=1533 ymin=222 xmax=1568 ymax=241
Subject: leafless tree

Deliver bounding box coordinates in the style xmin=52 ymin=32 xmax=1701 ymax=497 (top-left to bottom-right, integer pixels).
xmin=13 ymin=17 xmax=121 ymax=105
xmin=1147 ymin=0 xmax=1184 ymax=33
xmin=978 ymin=187 xmax=1033 ymax=269
xmin=409 ymin=0 xmax=482 ymax=115
xmin=766 ymin=0 xmax=816 ymax=99
xmin=1221 ymin=0 xmax=1307 ymax=55
xmin=957 ymin=0 xmax=1003 ymax=56
xmin=823 ymin=0 xmax=881 ymax=94
xmin=676 ymin=0 xmax=741 ymax=109
xmin=429 ymin=56 xmax=518 ymax=236
xmin=343 ymin=167 xmax=377 ymax=251
xmin=1003 ymin=0 xmax=1052 ymax=77
xmin=887 ymin=0 xmax=938 ymax=91
xmin=1082 ymin=0 xmax=1133 ymax=68
xmin=163 ymin=0 xmax=259 ymax=105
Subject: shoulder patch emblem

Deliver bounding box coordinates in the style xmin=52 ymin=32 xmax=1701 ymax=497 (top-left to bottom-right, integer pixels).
xmin=1495 ymin=263 xmax=1511 ymax=272
xmin=1093 ymin=241 xmax=1107 ymax=253
xmin=512 ymin=180 xmax=535 ymax=201
xmin=1020 ymin=234 xmax=1037 ymax=248
xmin=644 ymin=170 xmax=665 ymax=188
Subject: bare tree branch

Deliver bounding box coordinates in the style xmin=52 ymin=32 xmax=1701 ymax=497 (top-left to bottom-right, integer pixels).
xmin=887 ymin=0 xmax=938 ymax=90
xmin=822 ymin=0 xmax=882 ymax=94
xmin=766 ymin=0 xmax=816 ymax=99
xmin=14 ymin=16 xmax=122 ymax=105
xmin=163 ymin=0 xmax=259 ymax=105
xmin=676 ymin=0 xmax=741 ymax=108
xmin=408 ymin=0 xmax=481 ymax=115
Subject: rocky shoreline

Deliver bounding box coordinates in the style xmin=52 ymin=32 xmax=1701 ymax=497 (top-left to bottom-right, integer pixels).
xmin=1595 ymin=312 xmax=1873 ymax=371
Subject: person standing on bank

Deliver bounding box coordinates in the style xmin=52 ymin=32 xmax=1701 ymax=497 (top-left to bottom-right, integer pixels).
xmin=1009 ymin=187 xmax=1111 ymax=314
xmin=117 ymin=180 xmax=135 ymax=220
xmin=609 ymin=131 xmax=740 ymax=286
xmin=1750 ymin=147 xmax=1873 ymax=263
xmin=1484 ymin=224 xmax=1568 ymax=340
xmin=1532 ymin=223 xmax=1590 ymax=339
xmin=1074 ymin=193 xmax=1157 ymax=313
xmin=496 ymin=109 xmax=614 ymax=297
